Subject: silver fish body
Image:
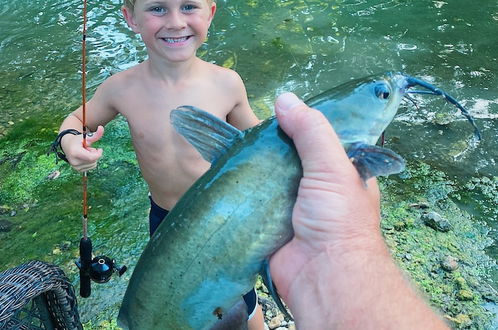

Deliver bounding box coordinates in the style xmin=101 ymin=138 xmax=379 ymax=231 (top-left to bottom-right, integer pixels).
xmin=119 ymin=117 xmax=302 ymax=330
xmin=118 ymin=72 xmax=475 ymax=329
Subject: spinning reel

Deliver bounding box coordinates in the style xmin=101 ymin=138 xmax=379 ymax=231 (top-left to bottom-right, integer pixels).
xmin=76 ymin=237 xmax=127 ymax=298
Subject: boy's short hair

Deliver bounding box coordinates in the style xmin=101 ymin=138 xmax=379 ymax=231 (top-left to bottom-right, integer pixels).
xmin=124 ymin=0 xmax=213 ymax=11
xmin=124 ymin=0 xmax=135 ymax=10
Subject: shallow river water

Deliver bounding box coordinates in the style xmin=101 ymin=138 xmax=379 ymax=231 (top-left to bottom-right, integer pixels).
xmin=1 ymin=0 xmax=497 ymax=326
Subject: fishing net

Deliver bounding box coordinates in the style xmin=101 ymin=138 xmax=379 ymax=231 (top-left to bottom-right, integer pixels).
xmin=0 ymin=260 xmax=82 ymax=330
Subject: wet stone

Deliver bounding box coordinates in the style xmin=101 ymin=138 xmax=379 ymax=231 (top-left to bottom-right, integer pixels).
xmin=422 ymin=211 xmax=451 ymax=232
xmin=455 ymin=277 xmax=467 ymax=289
xmin=46 ymin=170 xmax=60 ymax=180
xmin=0 ymin=205 xmax=13 ymax=215
xmin=268 ymin=314 xmax=284 ymax=329
xmin=448 ymin=314 xmax=472 ymax=328
xmin=409 ymin=202 xmax=430 ymax=209
xmin=457 ymin=289 xmax=474 ymax=301
xmin=260 ymin=296 xmax=295 ymax=329
xmin=59 ymin=240 xmax=72 ymax=251
xmin=434 ymin=112 xmax=453 ymax=125
xmin=0 ymin=219 xmax=13 ymax=232
xmin=441 ymin=255 xmax=459 ymax=272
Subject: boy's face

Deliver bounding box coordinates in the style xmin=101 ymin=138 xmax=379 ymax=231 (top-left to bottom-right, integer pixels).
xmin=122 ymin=0 xmax=216 ymax=63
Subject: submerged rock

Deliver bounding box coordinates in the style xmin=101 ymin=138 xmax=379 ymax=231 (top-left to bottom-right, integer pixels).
xmin=447 ymin=314 xmax=473 ymax=328
xmin=440 ymin=256 xmax=459 ymax=272
xmin=0 ymin=219 xmax=13 ymax=232
xmin=268 ymin=314 xmax=284 ymax=329
xmin=422 ymin=211 xmax=451 ymax=232
xmin=434 ymin=112 xmax=454 ymax=126
xmin=46 ymin=170 xmax=61 ymax=180
xmin=457 ymin=289 xmax=475 ymax=301
xmin=0 ymin=205 xmax=13 ymax=215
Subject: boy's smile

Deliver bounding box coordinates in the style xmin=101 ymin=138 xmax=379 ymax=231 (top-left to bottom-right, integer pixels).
xmin=162 ymin=36 xmax=190 ymax=45
xmin=123 ymin=0 xmax=216 ymax=62
xmin=159 ymin=35 xmax=192 ymax=50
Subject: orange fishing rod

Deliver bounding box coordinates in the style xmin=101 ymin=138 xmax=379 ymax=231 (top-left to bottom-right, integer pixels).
xmin=78 ymin=0 xmax=92 ymax=298
xmin=77 ymin=0 xmax=126 ymax=299
xmin=82 ymin=0 xmax=88 ymax=226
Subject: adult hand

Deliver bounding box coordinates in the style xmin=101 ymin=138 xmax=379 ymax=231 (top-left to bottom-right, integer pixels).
xmin=269 ymin=93 xmax=447 ymax=330
xmin=270 ymin=92 xmax=381 ymax=300
xmin=61 ymin=125 xmax=104 ymax=172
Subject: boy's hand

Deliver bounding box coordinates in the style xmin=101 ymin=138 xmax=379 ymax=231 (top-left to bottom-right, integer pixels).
xmin=61 ymin=125 xmax=104 ymax=172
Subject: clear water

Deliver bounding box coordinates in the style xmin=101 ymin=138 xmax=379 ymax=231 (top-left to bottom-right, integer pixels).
xmin=1 ymin=0 xmax=497 ymax=324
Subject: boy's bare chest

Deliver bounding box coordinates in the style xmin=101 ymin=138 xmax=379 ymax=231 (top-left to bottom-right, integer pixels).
xmin=117 ymin=84 xmax=232 ymax=124
xmin=114 ymin=83 xmax=234 ymax=151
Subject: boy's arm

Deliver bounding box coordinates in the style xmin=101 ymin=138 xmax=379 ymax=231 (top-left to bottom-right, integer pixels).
xmin=58 ymin=79 xmax=119 ymax=172
xmin=225 ymin=72 xmax=261 ymax=130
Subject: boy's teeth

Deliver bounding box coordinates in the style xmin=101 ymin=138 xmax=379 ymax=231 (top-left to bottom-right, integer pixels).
xmin=164 ymin=37 xmax=188 ymax=43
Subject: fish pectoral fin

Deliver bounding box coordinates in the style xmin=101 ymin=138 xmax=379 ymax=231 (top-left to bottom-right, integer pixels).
xmin=347 ymin=142 xmax=405 ymax=182
xmin=261 ymin=259 xmax=293 ymax=320
xmin=170 ymin=105 xmax=244 ymax=164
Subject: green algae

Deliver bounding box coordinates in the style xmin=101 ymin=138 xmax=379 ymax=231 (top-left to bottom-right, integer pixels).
xmin=380 ymin=161 xmax=497 ymax=329
xmin=0 ymin=117 xmax=149 ymax=324
xmin=83 ymin=319 xmax=120 ymax=330
xmin=1 ymin=121 xmax=497 ymax=329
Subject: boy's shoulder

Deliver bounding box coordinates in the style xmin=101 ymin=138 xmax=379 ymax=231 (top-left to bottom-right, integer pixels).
xmin=102 ymin=63 xmax=144 ymax=90
xmin=94 ymin=63 xmax=148 ymax=105
xmin=89 ymin=63 xmax=148 ymax=114
xmin=199 ymin=60 xmax=244 ymax=90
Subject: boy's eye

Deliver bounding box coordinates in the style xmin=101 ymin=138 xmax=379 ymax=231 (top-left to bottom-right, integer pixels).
xmin=181 ymin=4 xmax=197 ymax=12
xmin=149 ymin=6 xmax=166 ymax=14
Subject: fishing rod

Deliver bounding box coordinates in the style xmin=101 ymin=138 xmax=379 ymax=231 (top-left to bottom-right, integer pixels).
xmin=75 ymin=0 xmax=126 ymax=298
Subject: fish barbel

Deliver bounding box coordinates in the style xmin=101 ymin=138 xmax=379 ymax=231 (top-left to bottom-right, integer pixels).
xmin=118 ymin=72 xmax=479 ymax=329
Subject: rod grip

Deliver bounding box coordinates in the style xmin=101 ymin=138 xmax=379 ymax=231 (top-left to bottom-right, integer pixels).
xmin=79 ymin=237 xmax=92 ymax=298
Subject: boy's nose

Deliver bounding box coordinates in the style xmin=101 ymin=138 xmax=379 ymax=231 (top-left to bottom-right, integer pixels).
xmin=165 ymin=10 xmax=186 ymax=30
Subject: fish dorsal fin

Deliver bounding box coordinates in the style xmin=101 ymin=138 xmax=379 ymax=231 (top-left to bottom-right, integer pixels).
xmin=347 ymin=142 xmax=405 ymax=182
xmin=170 ymin=105 xmax=244 ymax=164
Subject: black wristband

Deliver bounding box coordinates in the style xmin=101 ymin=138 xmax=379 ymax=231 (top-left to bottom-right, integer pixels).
xmin=48 ymin=129 xmax=82 ymax=163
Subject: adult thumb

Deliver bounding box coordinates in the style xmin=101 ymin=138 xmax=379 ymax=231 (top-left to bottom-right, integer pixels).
xmin=275 ymin=93 xmax=350 ymax=174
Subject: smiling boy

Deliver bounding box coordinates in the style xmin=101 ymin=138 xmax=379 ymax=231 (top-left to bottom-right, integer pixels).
xmin=55 ymin=0 xmax=264 ymax=328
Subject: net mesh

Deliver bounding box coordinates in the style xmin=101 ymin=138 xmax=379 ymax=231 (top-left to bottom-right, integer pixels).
xmin=0 ymin=260 xmax=82 ymax=330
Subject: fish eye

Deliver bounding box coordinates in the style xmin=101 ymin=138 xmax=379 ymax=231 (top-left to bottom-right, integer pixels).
xmin=374 ymin=83 xmax=391 ymax=100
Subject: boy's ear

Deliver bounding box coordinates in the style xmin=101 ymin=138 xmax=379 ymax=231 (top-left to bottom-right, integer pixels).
xmin=122 ymin=6 xmax=140 ymax=34
xmin=207 ymin=1 xmax=217 ymax=25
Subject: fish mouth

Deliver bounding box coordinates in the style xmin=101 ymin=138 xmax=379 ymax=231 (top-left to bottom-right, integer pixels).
xmin=161 ymin=36 xmax=191 ymax=44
